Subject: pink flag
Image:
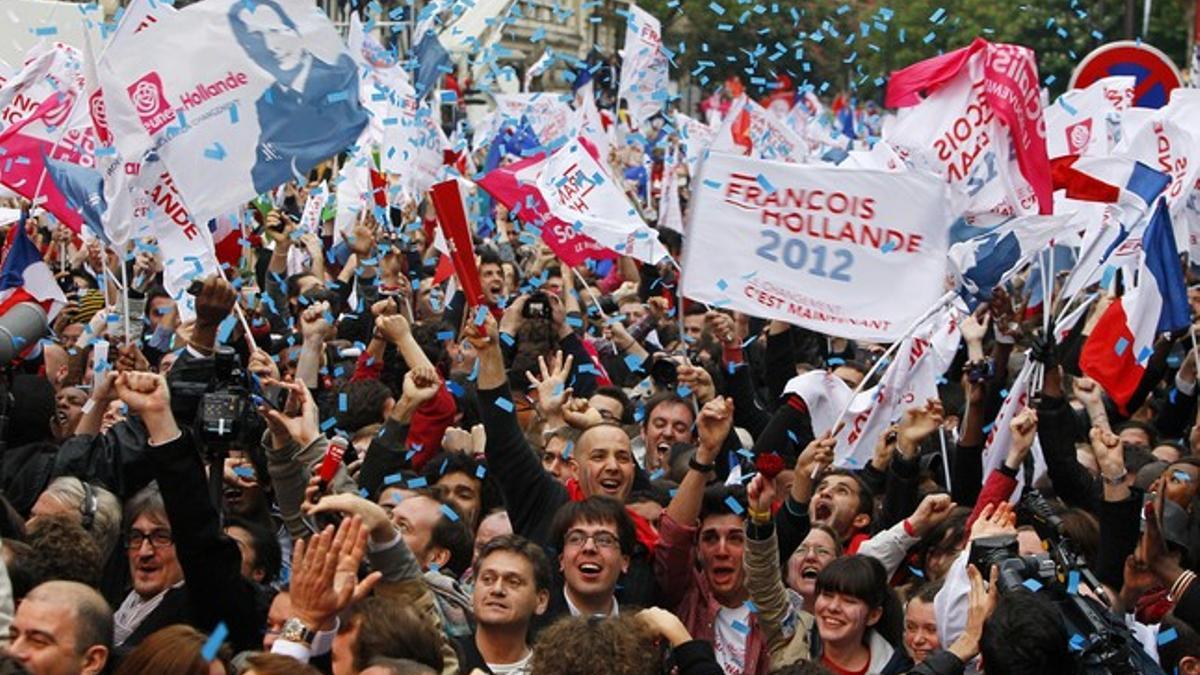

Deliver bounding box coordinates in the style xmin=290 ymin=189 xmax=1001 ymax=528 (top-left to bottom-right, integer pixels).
xmin=475 ymin=149 xmax=616 ymax=266
xmin=0 ymin=44 xmax=93 ymax=232
xmin=886 ymin=38 xmax=1053 ymax=215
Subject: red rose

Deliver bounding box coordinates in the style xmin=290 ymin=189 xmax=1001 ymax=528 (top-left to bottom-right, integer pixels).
xmin=756 ymin=453 xmax=785 ymax=480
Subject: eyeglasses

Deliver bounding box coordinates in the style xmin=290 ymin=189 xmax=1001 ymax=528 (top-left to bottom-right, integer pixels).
xmin=127 ymin=529 xmax=174 ymax=550
xmin=796 ymin=544 xmax=836 ymax=558
xmin=564 ymin=530 xmax=620 ymax=550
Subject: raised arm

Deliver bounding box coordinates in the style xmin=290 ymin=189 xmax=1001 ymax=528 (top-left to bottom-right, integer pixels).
xmin=116 ymin=371 xmax=264 ymax=653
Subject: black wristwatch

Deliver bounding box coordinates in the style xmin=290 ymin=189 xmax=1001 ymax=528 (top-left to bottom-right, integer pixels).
xmin=689 ymin=456 xmax=716 ymax=473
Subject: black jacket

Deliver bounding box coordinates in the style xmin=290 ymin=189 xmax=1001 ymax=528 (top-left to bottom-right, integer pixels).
xmin=148 ymin=430 xmax=268 ymax=653
xmin=478 ymin=381 xmax=659 ymax=609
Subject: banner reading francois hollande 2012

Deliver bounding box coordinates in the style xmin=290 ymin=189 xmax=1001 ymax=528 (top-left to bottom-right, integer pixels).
xmin=681 ymin=152 xmax=953 ymax=342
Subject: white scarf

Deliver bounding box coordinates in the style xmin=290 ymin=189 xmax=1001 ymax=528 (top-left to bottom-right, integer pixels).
xmin=112 ymin=582 xmax=184 ymax=646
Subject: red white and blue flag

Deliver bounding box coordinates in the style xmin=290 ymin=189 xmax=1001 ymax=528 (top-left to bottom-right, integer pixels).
xmin=1080 ymin=198 xmax=1190 ymax=413
xmin=0 ymin=217 xmax=68 ymax=322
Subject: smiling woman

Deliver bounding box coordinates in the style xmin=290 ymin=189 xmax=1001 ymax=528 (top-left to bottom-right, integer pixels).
xmin=811 ymin=555 xmax=909 ymax=675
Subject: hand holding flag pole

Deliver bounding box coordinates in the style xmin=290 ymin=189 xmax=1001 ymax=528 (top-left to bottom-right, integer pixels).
xmin=812 ymin=289 xmax=961 ymax=479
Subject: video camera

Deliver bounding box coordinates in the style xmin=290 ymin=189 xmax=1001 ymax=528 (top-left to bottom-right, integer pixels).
xmin=167 ymin=346 xmax=269 ymax=455
xmin=968 ymin=491 xmax=1164 ymax=675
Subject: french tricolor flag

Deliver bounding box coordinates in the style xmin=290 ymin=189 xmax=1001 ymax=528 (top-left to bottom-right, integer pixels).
xmin=0 ymin=216 xmax=68 ymax=322
xmin=1080 ymin=198 xmax=1190 ymax=413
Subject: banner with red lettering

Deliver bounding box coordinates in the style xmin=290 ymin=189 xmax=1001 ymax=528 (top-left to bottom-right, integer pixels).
xmin=885 ymin=38 xmax=1052 ymax=217
xmin=617 ymin=5 xmax=669 ymax=127
xmin=0 ymin=42 xmax=93 ymax=232
xmin=831 ymin=305 xmax=962 ymax=468
xmin=475 ymin=149 xmax=617 ymax=266
xmin=1044 ymin=75 xmax=1134 ymax=160
xmin=525 ymin=138 xmax=669 ymax=264
xmin=680 ymin=151 xmax=953 ymax=341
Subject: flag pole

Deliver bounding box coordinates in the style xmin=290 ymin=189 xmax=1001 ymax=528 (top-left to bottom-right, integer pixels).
xmin=119 ymin=251 xmax=131 ymax=347
xmin=938 ymin=427 xmax=953 ymax=493
xmin=828 ymin=289 xmax=958 ymax=431
xmin=571 ymin=266 xmax=608 ymax=320
xmin=807 ymin=289 xmax=959 ymax=478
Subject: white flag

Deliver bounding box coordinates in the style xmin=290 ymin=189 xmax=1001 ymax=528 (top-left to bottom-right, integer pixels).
xmin=98 ymin=0 xmax=368 ymax=224
xmin=711 ymin=96 xmax=807 ymax=164
xmin=617 ymin=5 xmax=669 ymax=127
xmin=680 ymin=151 xmax=953 ymax=342
xmin=832 ymin=305 xmax=962 ymax=468
xmin=525 ymin=139 xmax=669 ymax=264
xmin=978 ymin=358 xmax=1047 ymax=499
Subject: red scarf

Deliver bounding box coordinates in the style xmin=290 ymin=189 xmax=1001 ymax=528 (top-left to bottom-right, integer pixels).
xmin=566 ymin=479 xmax=660 ymax=551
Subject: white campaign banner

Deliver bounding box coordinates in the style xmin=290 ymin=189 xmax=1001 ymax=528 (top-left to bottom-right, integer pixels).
xmin=711 ymin=96 xmax=807 ymax=163
xmin=832 ymin=305 xmax=962 ymax=468
xmin=681 ymin=151 xmax=953 ymax=341
xmin=526 ymin=139 xmax=669 ymax=264
xmin=1044 ymin=75 xmax=1133 ymax=159
xmin=885 ymin=52 xmax=1039 ymax=219
xmin=617 ymin=5 xmax=668 ymax=127
xmin=98 ymin=0 xmax=367 ymax=225
xmin=978 ymin=358 xmax=1046 ymax=498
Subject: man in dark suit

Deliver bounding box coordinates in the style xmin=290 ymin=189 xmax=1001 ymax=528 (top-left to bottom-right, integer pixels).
xmin=227 ymin=0 xmax=367 ymax=195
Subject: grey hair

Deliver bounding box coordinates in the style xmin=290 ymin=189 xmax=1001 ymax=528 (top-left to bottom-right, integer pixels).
xmin=124 ymin=482 xmax=169 ymax=531
xmin=42 ymin=477 xmax=123 ymax=560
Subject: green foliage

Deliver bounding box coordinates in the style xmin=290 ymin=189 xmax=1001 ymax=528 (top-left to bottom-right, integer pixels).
xmin=636 ymin=0 xmax=1191 ymax=102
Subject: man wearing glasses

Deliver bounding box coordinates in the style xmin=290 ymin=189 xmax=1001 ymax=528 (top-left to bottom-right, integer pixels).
xmin=542 ymin=497 xmax=637 ymax=624
xmin=113 ymin=485 xmax=184 ymax=651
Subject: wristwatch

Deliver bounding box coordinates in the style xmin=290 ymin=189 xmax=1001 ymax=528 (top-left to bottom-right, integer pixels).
xmin=279 ymin=617 xmax=318 ymax=646
xmin=1100 ymin=469 xmax=1127 ymax=486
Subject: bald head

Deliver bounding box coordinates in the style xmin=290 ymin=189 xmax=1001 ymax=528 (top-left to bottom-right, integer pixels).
xmin=10 ymin=581 xmax=111 ymax=675
xmin=27 ymin=581 xmax=113 ymax=652
xmin=574 ymin=423 xmax=635 ymax=502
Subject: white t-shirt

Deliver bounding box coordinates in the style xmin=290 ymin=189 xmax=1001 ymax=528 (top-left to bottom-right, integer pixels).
xmin=713 ymin=604 xmax=753 ymax=674
xmin=488 ymin=650 xmax=534 ymax=675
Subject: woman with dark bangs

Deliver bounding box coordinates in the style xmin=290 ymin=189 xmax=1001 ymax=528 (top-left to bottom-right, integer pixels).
xmin=809 ymin=555 xmax=911 ymax=675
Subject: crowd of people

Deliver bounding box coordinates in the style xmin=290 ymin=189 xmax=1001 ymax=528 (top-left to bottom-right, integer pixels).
xmin=0 ymin=95 xmax=1197 ymax=675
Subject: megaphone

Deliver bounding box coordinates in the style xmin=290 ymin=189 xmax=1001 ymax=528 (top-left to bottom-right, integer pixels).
xmin=0 ymin=302 xmax=49 ymax=363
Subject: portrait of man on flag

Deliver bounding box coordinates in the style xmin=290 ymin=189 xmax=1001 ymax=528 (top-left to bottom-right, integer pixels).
xmin=227 ymin=0 xmax=367 ymax=194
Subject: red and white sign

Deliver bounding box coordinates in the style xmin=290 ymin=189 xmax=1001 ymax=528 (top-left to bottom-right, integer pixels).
xmin=528 ymin=139 xmax=668 ymax=264
xmin=1070 ymin=41 xmax=1183 ymax=109
xmin=681 ymin=151 xmax=952 ymax=342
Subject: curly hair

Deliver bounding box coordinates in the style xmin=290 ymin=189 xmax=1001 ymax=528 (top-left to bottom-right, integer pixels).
xmin=531 ymin=614 xmax=658 ymax=675
xmin=26 ymin=514 xmax=103 ymax=588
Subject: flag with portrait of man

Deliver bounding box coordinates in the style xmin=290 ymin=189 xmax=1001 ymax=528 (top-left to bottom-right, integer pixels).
xmin=97 ymin=0 xmax=368 ymax=226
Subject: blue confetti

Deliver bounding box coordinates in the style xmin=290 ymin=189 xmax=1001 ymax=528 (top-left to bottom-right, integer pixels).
xmin=201 ymin=622 xmax=228 ymax=662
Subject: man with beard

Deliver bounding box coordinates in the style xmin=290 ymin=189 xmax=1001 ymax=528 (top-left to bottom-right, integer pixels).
xmin=456 ymin=535 xmax=550 ymax=674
